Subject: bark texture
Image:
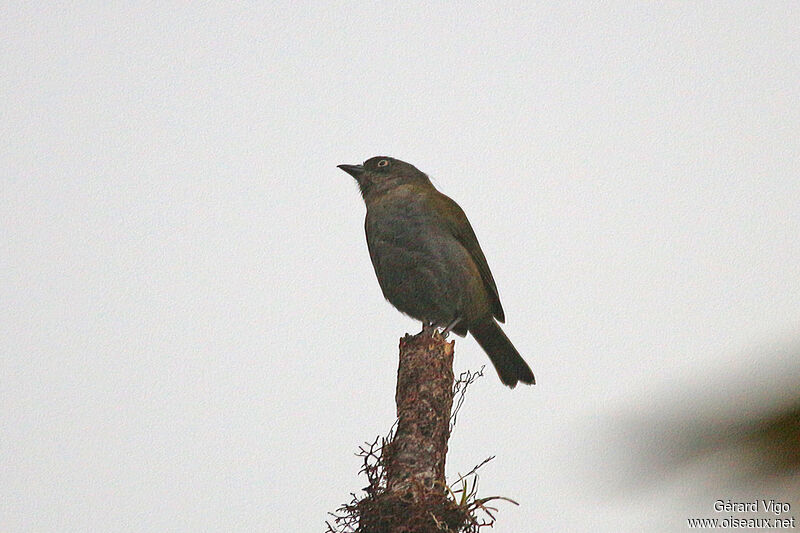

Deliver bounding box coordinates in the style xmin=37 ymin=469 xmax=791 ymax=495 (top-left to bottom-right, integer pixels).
xmin=356 ymin=327 xmax=466 ymax=532
xmin=385 ymin=327 xmax=455 ymax=499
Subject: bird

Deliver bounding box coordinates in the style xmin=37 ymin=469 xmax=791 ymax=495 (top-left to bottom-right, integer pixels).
xmin=338 ymin=156 xmax=535 ymax=388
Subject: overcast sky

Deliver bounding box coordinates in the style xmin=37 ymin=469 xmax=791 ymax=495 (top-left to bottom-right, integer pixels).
xmin=3 ymin=3 xmax=799 ymax=532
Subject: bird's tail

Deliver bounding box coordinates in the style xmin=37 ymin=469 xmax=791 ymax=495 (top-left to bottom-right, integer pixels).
xmin=470 ymin=318 xmax=535 ymax=388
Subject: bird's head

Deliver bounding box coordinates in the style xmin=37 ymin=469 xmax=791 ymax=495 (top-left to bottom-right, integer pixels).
xmin=338 ymin=156 xmax=430 ymax=200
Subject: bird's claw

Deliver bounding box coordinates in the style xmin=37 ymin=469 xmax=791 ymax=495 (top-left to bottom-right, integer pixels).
xmin=440 ymin=317 xmax=462 ymax=339
xmin=420 ymin=318 xmax=461 ymax=339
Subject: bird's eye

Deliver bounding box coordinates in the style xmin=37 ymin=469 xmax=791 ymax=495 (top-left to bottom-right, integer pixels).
xmin=377 ymin=159 xmax=389 ymax=167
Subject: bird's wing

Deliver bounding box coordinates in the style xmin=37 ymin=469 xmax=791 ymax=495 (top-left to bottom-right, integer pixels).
xmin=433 ymin=191 xmax=505 ymax=322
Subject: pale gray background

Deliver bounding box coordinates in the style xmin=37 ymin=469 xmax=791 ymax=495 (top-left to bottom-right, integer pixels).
xmin=2 ymin=3 xmax=799 ymax=532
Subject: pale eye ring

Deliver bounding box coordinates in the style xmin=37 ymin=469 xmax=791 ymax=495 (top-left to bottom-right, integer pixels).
xmin=377 ymin=159 xmax=389 ymax=167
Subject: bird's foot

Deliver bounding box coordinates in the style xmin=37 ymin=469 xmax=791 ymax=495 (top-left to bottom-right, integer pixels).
xmin=420 ymin=321 xmax=436 ymax=336
xmin=439 ymin=317 xmax=463 ymax=339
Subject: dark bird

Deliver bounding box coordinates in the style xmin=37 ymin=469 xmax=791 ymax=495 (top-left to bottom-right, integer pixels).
xmin=338 ymin=156 xmax=535 ymax=387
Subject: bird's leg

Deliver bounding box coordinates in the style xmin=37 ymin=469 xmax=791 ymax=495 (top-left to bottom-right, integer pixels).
xmin=440 ymin=317 xmax=462 ymax=339
xmin=421 ymin=320 xmax=436 ymax=335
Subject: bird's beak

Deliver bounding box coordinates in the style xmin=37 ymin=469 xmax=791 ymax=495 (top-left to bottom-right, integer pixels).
xmin=337 ymin=164 xmax=365 ymax=178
